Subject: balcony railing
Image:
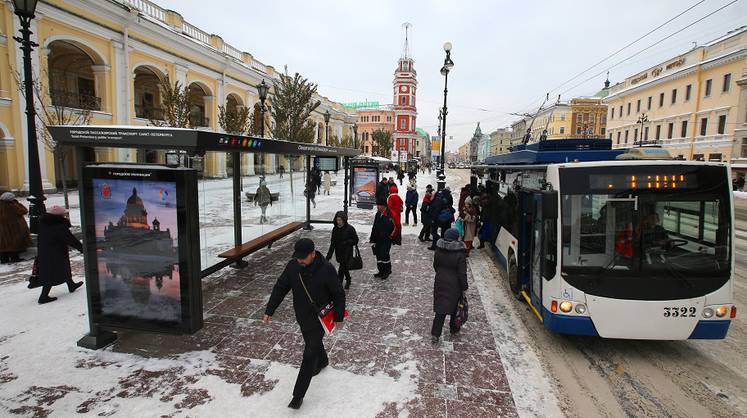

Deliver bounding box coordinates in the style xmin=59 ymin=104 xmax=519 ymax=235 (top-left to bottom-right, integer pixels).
xmin=135 ymin=105 xmax=164 ymax=120
xmin=50 ymin=90 xmax=102 ymax=111
xmin=182 ymin=22 xmax=211 ymax=45
xmin=125 ymin=0 xmax=165 ymax=21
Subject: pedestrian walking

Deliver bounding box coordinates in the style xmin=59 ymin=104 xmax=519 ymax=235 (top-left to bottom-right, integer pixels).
xmin=322 ymin=171 xmax=332 ymax=195
xmin=404 ymin=185 xmax=418 ymax=226
xmin=305 ymin=175 xmax=317 ymax=208
xmin=418 ymin=185 xmax=434 ymax=242
xmin=313 ymin=169 xmax=322 ymax=194
xmin=0 ymin=192 xmax=31 ymax=263
xmin=278 ymin=164 xmax=285 ymax=179
xmin=254 ymin=180 xmax=272 ymax=224
xmin=462 ymin=198 xmax=477 ymax=256
xmin=263 ymin=238 xmax=346 ymax=410
xmin=387 ymin=184 xmax=403 ymax=245
xmin=376 ymin=177 xmax=390 ymax=206
xmin=326 ymin=211 xmax=359 ymax=289
xmin=427 ymin=188 xmax=444 ymax=250
xmin=370 ymin=203 xmax=394 ymax=279
xmin=36 ymin=205 xmax=83 ymax=304
xmin=431 ymin=228 xmax=468 ymax=344
xmin=436 ymin=187 xmax=455 ymax=238
xmin=397 ymin=169 xmax=405 ymax=186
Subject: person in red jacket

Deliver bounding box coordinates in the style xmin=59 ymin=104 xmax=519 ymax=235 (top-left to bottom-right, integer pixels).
xmin=387 ymin=184 xmax=403 ymax=245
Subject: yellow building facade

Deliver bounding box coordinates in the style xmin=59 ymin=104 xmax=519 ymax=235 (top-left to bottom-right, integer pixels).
xmin=605 ymin=27 xmax=746 ymax=162
xmin=0 ymin=0 xmax=356 ymax=192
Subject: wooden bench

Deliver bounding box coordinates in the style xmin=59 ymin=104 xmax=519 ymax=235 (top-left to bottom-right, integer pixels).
xmin=245 ymin=191 xmax=280 ymax=202
xmin=218 ymin=221 xmax=305 ymax=259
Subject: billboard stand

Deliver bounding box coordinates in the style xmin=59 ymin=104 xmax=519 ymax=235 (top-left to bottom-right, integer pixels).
xmin=350 ymin=161 xmax=379 ymax=209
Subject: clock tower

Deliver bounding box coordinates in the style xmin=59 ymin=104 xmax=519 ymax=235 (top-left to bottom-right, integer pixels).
xmin=392 ymin=23 xmax=418 ymax=163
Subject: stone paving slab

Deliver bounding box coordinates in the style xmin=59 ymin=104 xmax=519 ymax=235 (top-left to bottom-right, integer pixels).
xmin=1 ymin=224 xmax=518 ymax=417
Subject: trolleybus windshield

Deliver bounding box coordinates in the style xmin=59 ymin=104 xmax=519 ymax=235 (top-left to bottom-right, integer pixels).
xmin=559 ymin=164 xmax=731 ymax=301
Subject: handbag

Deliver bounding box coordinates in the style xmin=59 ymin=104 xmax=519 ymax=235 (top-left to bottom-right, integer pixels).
xmin=298 ymin=273 xmax=349 ymax=336
xmin=454 ymin=293 xmax=469 ymax=329
xmin=348 ymin=245 xmax=363 ymax=270
xmin=27 ymin=257 xmax=41 ymax=289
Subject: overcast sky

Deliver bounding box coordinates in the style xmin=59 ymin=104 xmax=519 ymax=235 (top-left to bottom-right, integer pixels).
xmin=156 ymin=0 xmax=745 ymax=151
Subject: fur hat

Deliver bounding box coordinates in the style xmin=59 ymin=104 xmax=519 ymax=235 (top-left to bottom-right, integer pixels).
xmin=0 ymin=192 xmax=15 ymax=201
xmin=47 ymin=205 xmax=68 ymax=216
xmin=444 ymin=228 xmax=460 ymax=242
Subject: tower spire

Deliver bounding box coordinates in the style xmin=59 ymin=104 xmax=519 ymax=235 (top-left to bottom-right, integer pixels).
xmin=401 ymin=22 xmax=412 ymax=59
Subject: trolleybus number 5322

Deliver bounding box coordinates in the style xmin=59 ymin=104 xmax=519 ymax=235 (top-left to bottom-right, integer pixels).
xmin=663 ymin=307 xmax=697 ymax=318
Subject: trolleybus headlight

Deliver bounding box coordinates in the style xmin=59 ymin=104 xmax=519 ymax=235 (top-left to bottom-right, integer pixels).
xmin=715 ymin=306 xmax=728 ymax=317
xmin=575 ymin=303 xmax=587 ymax=314
xmin=559 ymin=301 xmax=573 ymax=313
xmin=702 ymin=307 xmax=714 ymax=318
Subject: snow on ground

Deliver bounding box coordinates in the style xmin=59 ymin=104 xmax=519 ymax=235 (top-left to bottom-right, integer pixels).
xmin=469 ymin=250 xmax=563 ymax=418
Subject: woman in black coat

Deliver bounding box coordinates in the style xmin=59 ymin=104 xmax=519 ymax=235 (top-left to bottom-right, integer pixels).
xmin=431 ymin=228 xmax=468 ymax=343
xmin=326 ymin=211 xmax=359 ymax=289
xmin=36 ymin=206 xmax=83 ymax=304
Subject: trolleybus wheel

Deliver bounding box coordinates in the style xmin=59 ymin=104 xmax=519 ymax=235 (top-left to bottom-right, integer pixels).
xmin=508 ymin=255 xmax=523 ymax=301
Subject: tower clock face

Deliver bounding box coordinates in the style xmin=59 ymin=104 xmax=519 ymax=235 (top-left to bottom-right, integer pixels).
xmin=399 ymin=86 xmax=408 ymax=93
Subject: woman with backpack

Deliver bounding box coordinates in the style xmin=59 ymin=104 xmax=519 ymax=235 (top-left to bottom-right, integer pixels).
xmin=255 ymin=180 xmax=272 ymax=224
xmin=431 ymin=228 xmax=468 ymax=344
xmin=326 ymin=211 xmax=359 ymax=289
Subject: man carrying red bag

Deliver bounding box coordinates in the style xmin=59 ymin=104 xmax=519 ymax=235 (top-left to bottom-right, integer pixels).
xmin=263 ymin=238 xmax=346 ymax=410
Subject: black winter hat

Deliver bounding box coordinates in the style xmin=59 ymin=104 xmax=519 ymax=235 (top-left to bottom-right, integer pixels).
xmin=292 ymin=238 xmax=315 ymax=259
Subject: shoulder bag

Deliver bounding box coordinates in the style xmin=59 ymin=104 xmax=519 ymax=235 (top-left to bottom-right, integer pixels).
xmin=348 ymin=245 xmax=363 ymax=271
xmin=298 ymin=273 xmax=349 ymax=336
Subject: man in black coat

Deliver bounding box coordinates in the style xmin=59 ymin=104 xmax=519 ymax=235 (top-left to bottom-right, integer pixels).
xmin=263 ymin=238 xmax=346 ymax=410
xmin=369 ymin=204 xmax=395 ymax=279
xmin=326 ymin=211 xmax=359 ymax=289
xmin=427 ymin=189 xmax=444 ymax=250
xmin=376 ymin=177 xmax=390 ymax=206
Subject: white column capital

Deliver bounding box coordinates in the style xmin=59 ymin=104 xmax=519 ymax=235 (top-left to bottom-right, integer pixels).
xmin=91 ymin=64 xmax=111 ymax=74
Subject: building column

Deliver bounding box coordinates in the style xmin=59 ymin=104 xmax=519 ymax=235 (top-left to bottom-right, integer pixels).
xmin=91 ymin=65 xmax=112 ymax=114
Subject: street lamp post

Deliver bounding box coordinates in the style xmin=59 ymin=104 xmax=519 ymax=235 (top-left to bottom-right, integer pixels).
xmin=437 ymin=42 xmax=454 ymax=191
xmin=13 ymin=0 xmax=44 ymax=233
xmin=257 ymin=80 xmax=269 ymax=138
xmin=256 ymin=79 xmax=269 ymax=175
xmin=437 ymin=109 xmax=442 ymax=169
xmin=324 ymin=110 xmax=331 ymax=146
xmin=352 ymin=123 xmax=358 ymax=150
xmin=637 ymin=113 xmax=648 ymax=147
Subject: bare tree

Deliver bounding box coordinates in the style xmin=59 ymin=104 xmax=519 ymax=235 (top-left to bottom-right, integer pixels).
xmin=372 ymin=129 xmax=393 ymax=157
xmin=11 ymin=67 xmax=91 ymax=208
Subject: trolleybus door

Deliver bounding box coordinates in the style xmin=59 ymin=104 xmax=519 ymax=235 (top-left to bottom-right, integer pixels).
xmin=519 ymin=190 xmax=558 ymax=311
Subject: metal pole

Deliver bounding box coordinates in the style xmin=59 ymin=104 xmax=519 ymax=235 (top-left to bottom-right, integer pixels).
xmin=15 ymin=15 xmax=45 ymax=233
xmin=231 ymin=152 xmax=247 ymax=268
xmin=343 ymin=156 xmax=349 ymax=215
xmin=305 ymin=155 xmax=312 ymax=229
xmin=437 ymin=69 xmax=449 ymax=191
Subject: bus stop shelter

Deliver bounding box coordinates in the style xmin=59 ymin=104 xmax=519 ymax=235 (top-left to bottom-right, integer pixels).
xmin=48 ymin=125 xmax=360 ymax=348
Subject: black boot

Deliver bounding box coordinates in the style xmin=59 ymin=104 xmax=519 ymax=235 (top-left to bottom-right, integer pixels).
xmin=38 ymin=295 xmax=57 ymax=304
xmin=288 ymin=397 xmax=303 ymax=409
xmin=68 ymin=281 xmax=84 ymax=293
xmin=345 ymin=280 xmax=351 ymax=290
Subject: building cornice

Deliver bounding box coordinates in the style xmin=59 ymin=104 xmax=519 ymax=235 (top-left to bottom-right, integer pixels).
xmin=606 ymin=48 xmax=746 ymax=101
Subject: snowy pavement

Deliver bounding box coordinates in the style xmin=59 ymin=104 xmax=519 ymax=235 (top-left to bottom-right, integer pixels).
xmin=0 ymin=169 xmax=553 ymax=417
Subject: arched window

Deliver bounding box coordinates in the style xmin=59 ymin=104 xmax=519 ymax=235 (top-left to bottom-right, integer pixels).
xmin=47 ymin=40 xmax=101 ymax=110
xmin=133 ymin=66 xmax=165 ymax=120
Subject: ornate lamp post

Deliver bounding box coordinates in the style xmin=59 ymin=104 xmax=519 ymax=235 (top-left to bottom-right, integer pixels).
xmin=256 ymin=80 xmax=269 ymax=138
xmin=637 ymin=113 xmax=648 ymax=147
xmin=324 ymin=110 xmax=331 ymax=146
xmin=352 ymin=123 xmax=358 ymax=150
xmin=437 ymin=109 xmax=443 ymax=166
xmin=13 ymin=0 xmax=44 ymax=233
xmin=437 ymin=42 xmax=454 ymax=191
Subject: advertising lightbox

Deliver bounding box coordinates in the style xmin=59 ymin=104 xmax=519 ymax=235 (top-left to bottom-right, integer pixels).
xmin=351 ymin=164 xmax=379 ymax=208
xmin=82 ymin=164 xmax=202 ymax=334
